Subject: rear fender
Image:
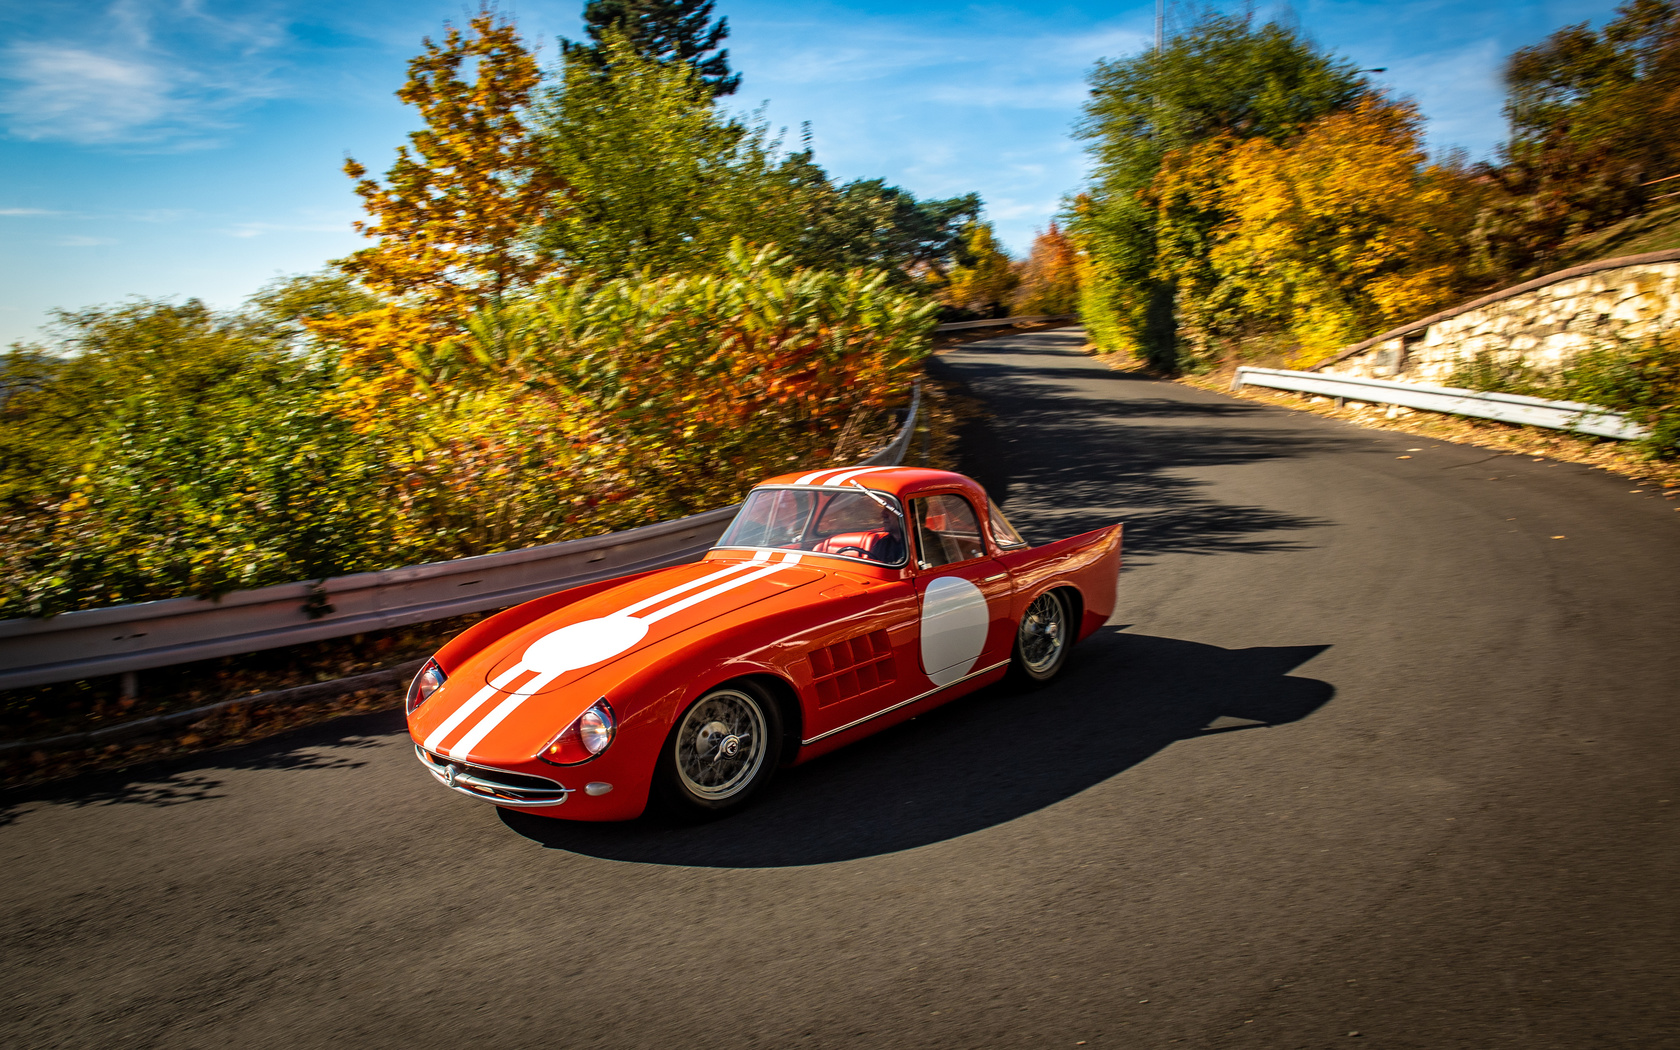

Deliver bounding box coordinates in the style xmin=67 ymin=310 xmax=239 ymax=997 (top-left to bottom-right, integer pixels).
xmin=998 ymin=523 xmax=1123 ymax=641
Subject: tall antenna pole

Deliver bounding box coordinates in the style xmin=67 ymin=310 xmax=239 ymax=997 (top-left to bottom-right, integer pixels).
xmin=1155 ymin=0 xmax=1164 ymax=50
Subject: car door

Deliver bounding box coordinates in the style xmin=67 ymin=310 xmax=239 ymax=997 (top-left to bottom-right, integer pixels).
xmin=909 ymin=492 xmax=1014 ymax=686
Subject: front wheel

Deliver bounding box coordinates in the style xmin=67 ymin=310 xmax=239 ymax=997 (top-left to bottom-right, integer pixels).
xmin=655 ymin=682 xmax=783 ymax=817
xmin=1009 ymin=589 xmax=1072 ymax=687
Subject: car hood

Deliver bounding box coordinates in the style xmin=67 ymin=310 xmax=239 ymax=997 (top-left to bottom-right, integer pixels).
xmin=411 ymin=554 xmax=826 ymax=763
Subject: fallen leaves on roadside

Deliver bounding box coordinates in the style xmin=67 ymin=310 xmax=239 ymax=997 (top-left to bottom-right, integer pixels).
xmin=1 ymin=685 xmax=404 ymax=791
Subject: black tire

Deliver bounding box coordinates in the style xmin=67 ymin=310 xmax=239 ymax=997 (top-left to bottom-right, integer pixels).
xmin=1008 ymin=589 xmax=1073 ymax=687
xmin=655 ymin=681 xmax=784 ymax=817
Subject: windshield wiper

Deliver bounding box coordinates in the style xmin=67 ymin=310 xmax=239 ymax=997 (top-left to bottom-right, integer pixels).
xmin=846 ymin=478 xmax=903 ymax=518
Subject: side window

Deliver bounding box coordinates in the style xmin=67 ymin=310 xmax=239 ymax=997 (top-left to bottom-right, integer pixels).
xmin=912 ymin=494 xmax=986 ymax=569
xmin=987 ymin=498 xmax=1028 ymax=549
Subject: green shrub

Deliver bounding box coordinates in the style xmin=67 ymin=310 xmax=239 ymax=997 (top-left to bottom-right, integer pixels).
xmin=0 ymin=249 xmax=935 ymax=619
xmin=1446 ymin=349 xmax=1561 ymax=401
xmin=1 ymin=300 xmax=394 ymax=617
xmin=1560 ymin=336 xmax=1680 ymax=459
xmin=409 ymin=242 xmax=938 ymax=521
xmin=1448 ymin=334 xmax=1680 ymax=460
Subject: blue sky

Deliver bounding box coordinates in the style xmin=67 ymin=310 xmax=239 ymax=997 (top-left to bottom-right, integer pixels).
xmin=0 ymin=0 xmax=1613 ymax=346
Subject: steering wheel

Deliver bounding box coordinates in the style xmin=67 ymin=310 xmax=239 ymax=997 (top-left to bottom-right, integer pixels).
xmin=833 ymin=546 xmax=869 ymax=560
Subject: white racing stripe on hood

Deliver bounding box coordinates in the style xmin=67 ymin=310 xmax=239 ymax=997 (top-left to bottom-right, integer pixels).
xmin=424 ymin=664 xmax=532 ymax=752
xmin=639 ymin=561 xmax=795 ymax=624
xmin=428 ymin=556 xmax=803 ymax=759
xmin=615 ymin=561 xmax=757 ymax=618
xmin=447 ymin=671 xmax=561 ymax=759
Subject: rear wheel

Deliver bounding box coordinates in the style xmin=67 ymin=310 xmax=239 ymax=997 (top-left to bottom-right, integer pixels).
xmin=1009 ymin=589 xmax=1072 ymax=686
xmin=656 ymin=681 xmax=783 ymax=816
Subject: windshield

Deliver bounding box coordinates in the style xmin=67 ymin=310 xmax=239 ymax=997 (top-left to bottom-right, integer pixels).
xmin=716 ymin=487 xmax=908 ymax=566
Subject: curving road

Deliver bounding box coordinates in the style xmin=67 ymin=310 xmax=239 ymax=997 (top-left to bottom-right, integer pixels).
xmin=4 ymin=329 xmax=1677 ymax=1048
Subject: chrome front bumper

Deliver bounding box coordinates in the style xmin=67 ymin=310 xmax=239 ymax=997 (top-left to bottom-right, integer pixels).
xmin=414 ymin=745 xmax=572 ymax=807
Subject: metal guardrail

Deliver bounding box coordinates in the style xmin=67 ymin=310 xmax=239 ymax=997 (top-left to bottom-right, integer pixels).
xmin=0 ymin=659 xmax=429 ymax=760
xmin=1233 ymin=367 xmax=1647 ymax=441
xmin=934 ymin=315 xmax=1075 ymax=332
xmin=0 ymin=387 xmax=921 ymax=691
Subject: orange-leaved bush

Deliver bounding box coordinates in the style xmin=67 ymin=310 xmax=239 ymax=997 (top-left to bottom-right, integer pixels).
xmin=1009 ymin=223 xmax=1081 ymax=316
xmin=395 ymin=242 xmax=938 ymax=522
xmin=936 ymin=222 xmax=1019 ymax=319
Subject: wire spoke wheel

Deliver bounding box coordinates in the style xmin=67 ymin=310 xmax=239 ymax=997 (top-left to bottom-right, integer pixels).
xmin=672 ymin=687 xmax=771 ymax=803
xmin=1014 ymin=590 xmax=1071 ymax=682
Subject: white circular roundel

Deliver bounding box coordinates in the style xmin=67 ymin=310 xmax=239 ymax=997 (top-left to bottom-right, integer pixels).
xmin=920 ymin=576 xmax=989 ymax=687
xmin=522 ymin=615 xmax=649 ymax=676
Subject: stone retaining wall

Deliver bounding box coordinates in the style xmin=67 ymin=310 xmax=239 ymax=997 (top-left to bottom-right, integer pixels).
xmin=1321 ymin=250 xmax=1680 ymax=384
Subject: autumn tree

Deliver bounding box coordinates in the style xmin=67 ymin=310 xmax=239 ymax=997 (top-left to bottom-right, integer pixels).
xmin=1474 ymin=0 xmax=1680 ymax=275
xmin=937 ymin=222 xmax=1018 ymax=318
xmin=1156 ymin=97 xmax=1476 ymax=361
xmin=1072 ymin=13 xmax=1368 ymax=368
xmin=315 ymin=9 xmax=562 ymax=397
xmin=563 ymin=0 xmax=740 ymax=96
xmin=1009 ymin=223 xmax=1080 ymax=316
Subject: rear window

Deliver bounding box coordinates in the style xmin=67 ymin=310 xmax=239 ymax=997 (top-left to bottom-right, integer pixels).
xmin=987 ymin=498 xmax=1028 ymax=549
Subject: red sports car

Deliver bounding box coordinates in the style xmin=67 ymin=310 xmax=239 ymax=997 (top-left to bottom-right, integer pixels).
xmin=405 ymin=466 xmax=1123 ymax=820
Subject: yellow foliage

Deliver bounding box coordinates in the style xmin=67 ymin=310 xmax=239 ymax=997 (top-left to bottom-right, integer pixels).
xmin=938 ymin=222 xmax=1019 ymax=316
xmin=1155 ymin=96 xmax=1477 ymax=362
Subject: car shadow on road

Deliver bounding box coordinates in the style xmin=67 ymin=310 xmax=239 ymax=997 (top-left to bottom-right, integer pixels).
xmin=925 ymin=352 xmax=1341 ymax=559
xmin=501 ymin=628 xmax=1333 ymax=867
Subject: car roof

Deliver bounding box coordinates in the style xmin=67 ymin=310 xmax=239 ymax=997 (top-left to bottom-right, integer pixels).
xmin=752 ymin=465 xmax=989 ymax=503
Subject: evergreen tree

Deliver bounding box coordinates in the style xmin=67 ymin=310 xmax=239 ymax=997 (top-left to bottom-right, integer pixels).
xmin=563 ymin=0 xmax=741 ymax=97
xmin=788 ymin=172 xmax=980 ymax=279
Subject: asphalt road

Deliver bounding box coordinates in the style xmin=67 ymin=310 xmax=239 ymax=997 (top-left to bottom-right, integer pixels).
xmin=4 ymin=328 xmax=1677 ymax=1049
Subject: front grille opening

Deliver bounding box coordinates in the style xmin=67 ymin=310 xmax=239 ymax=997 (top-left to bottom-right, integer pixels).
xmin=415 ymin=746 xmax=570 ymax=804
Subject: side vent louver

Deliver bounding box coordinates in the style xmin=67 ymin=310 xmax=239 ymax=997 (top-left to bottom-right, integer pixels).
xmin=810 ymin=630 xmax=897 ymax=707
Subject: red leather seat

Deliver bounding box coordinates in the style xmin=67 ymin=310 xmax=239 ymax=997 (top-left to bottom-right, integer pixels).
xmin=812 ymin=530 xmax=894 ymax=560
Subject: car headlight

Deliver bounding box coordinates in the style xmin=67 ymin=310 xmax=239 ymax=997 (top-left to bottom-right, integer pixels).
xmin=539 ymin=698 xmax=616 ymax=766
xmin=406 ymin=659 xmax=446 ymax=715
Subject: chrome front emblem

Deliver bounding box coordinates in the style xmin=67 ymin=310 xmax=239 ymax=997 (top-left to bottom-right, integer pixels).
xmin=444 ymin=763 xmax=459 ymax=788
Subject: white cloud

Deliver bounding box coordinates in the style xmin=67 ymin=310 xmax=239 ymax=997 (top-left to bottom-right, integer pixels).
xmin=1 ymin=45 xmax=175 ymax=144
xmin=57 ymin=235 xmax=118 ymax=247
xmin=0 ymin=207 xmax=60 ymax=216
xmin=128 ymin=208 xmax=191 ymax=223
xmin=0 ymin=1 xmax=290 ymax=147
xmin=221 ymin=218 xmax=351 ymax=238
